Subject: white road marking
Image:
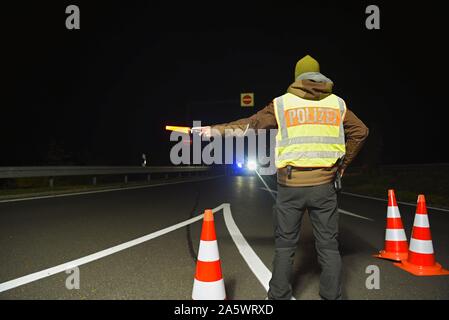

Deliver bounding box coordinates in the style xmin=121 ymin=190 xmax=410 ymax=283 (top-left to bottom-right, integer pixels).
xmin=261 ymin=187 xmax=277 ymax=194
xmin=341 ymin=191 xmax=449 ymax=213
xmin=1 ymin=199 xmax=321 ymax=300
xmin=0 ymin=204 xmax=226 ymax=293
xmin=254 ymin=170 xmax=276 ymax=200
xmin=338 ymin=209 xmax=374 ymax=222
xmin=222 ymin=203 xmax=271 ymax=292
xmin=0 ymin=176 xmax=222 ymax=204
xmin=222 ymin=203 xmax=296 ymax=299
xmin=260 ymin=188 xmax=374 ymax=222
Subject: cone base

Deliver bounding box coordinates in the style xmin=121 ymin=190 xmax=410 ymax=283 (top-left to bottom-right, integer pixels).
xmin=394 ymin=260 xmax=449 ymax=276
xmin=373 ymin=250 xmax=408 ymax=262
xmin=192 ymin=279 xmax=226 ymax=300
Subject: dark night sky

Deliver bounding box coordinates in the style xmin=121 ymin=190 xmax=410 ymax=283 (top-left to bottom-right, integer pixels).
xmin=2 ymin=1 xmax=448 ymax=166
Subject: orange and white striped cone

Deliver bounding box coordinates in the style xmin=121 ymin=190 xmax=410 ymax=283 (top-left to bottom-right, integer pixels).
xmin=192 ymin=209 xmax=226 ymax=300
xmin=394 ymin=195 xmax=449 ymax=276
xmin=373 ymin=189 xmax=408 ymax=261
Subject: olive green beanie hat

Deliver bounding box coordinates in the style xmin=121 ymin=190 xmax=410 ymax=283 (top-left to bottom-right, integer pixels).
xmin=295 ymin=55 xmax=320 ymax=80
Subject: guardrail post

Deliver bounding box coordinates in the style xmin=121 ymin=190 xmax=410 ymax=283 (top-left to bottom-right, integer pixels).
xmin=92 ymin=177 xmax=97 ymax=186
xmin=49 ymin=177 xmax=54 ymax=188
xmin=147 ymin=174 xmax=151 ymax=182
xmin=124 ymin=175 xmax=128 ymax=184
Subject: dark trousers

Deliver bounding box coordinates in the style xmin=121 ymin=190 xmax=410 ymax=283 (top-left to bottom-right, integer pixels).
xmin=268 ymin=182 xmax=342 ymax=300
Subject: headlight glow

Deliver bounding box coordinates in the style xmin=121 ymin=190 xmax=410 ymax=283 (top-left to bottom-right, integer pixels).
xmin=247 ymin=160 xmax=257 ymax=171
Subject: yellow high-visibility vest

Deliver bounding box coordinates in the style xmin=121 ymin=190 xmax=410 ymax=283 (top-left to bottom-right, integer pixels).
xmin=273 ymin=93 xmax=346 ymax=168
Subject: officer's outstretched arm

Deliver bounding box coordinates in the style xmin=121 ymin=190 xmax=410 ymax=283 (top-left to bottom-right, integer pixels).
xmin=198 ymin=102 xmax=277 ymax=138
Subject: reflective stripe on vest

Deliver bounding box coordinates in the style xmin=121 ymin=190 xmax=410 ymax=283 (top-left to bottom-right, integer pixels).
xmin=276 ymin=151 xmax=345 ymax=162
xmin=273 ymin=93 xmax=346 ymax=168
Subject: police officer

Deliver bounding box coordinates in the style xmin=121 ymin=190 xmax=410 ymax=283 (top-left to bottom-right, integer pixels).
xmin=197 ymin=55 xmax=369 ymax=300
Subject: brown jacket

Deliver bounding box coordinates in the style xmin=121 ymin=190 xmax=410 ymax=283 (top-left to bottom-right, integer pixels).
xmin=212 ymin=78 xmax=369 ymax=186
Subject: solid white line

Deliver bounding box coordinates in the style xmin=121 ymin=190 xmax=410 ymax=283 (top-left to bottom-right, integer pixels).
xmin=0 ymin=204 xmax=226 ymax=293
xmin=222 ymin=204 xmax=272 ymax=291
xmin=260 ymin=188 xmax=374 ymax=222
xmin=341 ymin=192 xmax=449 ymax=213
xmin=260 ymin=187 xmax=277 ymax=194
xmin=338 ymin=209 xmax=375 ymax=222
xmin=0 ymin=176 xmax=222 ymax=204
xmin=222 ymin=204 xmax=281 ymax=297
xmin=255 ymin=170 xmax=276 ymax=201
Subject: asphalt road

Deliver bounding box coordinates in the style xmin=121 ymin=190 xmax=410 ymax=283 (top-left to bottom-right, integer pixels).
xmin=1 ymin=175 xmax=448 ymax=300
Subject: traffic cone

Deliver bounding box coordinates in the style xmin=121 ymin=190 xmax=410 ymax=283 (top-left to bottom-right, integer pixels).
xmin=192 ymin=209 xmax=226 ymax=300
xmin=373 ymin=190 xmax=408 ymax=261
xmin=394 ymin=195 xmax=449 ymax=276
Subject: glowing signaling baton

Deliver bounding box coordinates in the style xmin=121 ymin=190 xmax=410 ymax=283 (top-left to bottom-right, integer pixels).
xmin=165 ymin=125 xmax=192 ymax=134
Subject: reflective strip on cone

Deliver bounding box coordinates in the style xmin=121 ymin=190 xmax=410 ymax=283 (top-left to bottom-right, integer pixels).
xmin=197 ymin=240 xmax=220 ymax=262
xmin=413 ymin=214 xmax=430 ymax=228
xmin=387 ymin=206 xmax=402 ymax=218
xmin=385 ymin=229 xmax=407 ymax=241
xmin=192 ymin=279 xmax=226 ymax=300
xmin=409 ymin=238 xmax=434 ymax=254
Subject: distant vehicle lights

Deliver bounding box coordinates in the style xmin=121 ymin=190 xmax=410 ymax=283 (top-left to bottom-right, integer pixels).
xmin=247 ymin=160 xmax=257 ymax=171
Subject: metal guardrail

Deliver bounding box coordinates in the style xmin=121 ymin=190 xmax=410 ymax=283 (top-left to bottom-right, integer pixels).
xmin=0 ymin=166 xmax=210 ymax=179
xmin=1 ymin=163 xmax=445 ymax=179
xmin=0 ymin=166 xmax=216 ymax=195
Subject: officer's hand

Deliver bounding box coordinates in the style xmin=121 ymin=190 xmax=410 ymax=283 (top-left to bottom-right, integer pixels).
xmin=191 ymin=126 xmax=212 ymax=138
